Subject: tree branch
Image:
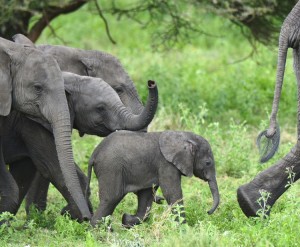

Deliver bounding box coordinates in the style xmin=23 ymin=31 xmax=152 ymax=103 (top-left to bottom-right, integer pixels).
xmin=93 ymin=0 xmax=116 ymax=44
xmin=27 ymin=0 xmax=89 ymax=42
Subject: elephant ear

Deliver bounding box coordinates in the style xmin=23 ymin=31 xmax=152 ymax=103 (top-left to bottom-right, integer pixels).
xmin=0 ymin=50 xmax=13 ymax=116
xmin=80 ymin=58 xmax=94 ymax=76
xmin=12 ymin=34 xmax=36 ymax=48
xmin=62 ymin=72 xmax=76 ymax=94
xmin=159 ymin=131 xmax=195 ymax=177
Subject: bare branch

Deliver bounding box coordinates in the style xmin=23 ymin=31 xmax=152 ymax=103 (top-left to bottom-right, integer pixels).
xmin=93 ymin=0 xmax=117 ymax=44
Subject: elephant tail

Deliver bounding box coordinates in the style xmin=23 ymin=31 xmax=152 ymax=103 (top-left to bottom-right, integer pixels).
xmin=256 ymin=122 xmax=280 ymax=163
xmin=85 ymin=157 xmax=94 ymax=201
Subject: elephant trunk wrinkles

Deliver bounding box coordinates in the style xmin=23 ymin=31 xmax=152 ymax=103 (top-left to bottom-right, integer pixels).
xmin=124 ymin=79 xmax=144 ymax=115
xmin=50 ymin=110 xmax=91 ymax=220
xmin=119 ymin=80 xmax=158 ymax=131
xmin=207 ymin=177 xmax=220 ymax=215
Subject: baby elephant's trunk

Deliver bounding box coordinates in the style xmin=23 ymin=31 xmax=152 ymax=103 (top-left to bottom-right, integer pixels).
xmin=207 ymin=177 xmax=220 ymax=214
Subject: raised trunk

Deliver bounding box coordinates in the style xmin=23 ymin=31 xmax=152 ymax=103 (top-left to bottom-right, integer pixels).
xmin=207 ymin=177 xmax=220 ymax=215
xmin=118 ymin=80 xmax=158 ymax=131
xmin=237 ymin=146 xmax=300 ymax=217
xmin=51 ymin=111 xmax=91 ymax=220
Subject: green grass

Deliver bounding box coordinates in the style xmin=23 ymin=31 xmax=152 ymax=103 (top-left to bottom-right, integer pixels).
xmin=2 ymin=2 xmax=300 ymax=246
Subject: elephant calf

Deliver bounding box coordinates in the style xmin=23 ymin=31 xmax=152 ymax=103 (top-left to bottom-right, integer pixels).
xmin=87 ymin=130 xmax=220 ymax=227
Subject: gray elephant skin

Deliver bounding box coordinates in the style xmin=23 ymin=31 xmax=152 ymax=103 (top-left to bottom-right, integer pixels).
xmin=87 ymin=130 xmax=220 ymax=227
xmin=4 ymin=72 xmax=158 ymax=218
xmin=13 ymin=34 xmax=157 ymax=211
xmin=13 ymin=34 xmax=145 ymax=116
xmin=238 ymin=1 xmax=300 ymax=217
xmin=0 ymin=37 xmax=90 ymax=220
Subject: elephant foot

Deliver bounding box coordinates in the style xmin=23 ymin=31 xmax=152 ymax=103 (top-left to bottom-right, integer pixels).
xmin=153 ymin=195 xmax=164 ymax=204
xmin=237 ymin=184 xmax=261 ymax=217
xmin=122 ymin=213 xmax=142 ymax=228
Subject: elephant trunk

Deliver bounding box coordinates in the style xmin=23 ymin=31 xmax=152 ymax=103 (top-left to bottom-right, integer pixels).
xmin=118 ymin=80 xmax=158 ymax=131
xmin=207 ymin=176 xmax=220 ymax=215
xmin=49 ymin=108 xmax=91 ymax=221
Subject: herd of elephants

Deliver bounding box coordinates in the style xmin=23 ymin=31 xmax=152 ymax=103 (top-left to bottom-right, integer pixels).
xmin=0 ymin=1 xmax=300 ymax=229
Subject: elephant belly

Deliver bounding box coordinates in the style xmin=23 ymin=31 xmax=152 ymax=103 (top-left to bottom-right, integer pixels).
xmin=124 ymin=166 xmax=158 ymax=193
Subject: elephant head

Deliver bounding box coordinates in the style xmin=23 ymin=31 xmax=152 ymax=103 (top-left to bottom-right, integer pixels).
xmin=62 ymin=72 xmax=158 ymax=137
xmin=0 ymin=38 xmax=90 ymax=220
xmin=13 ymin=34 xmax=147 ymax=118
xmin=159 ymin=131 xmax=220 ymax=214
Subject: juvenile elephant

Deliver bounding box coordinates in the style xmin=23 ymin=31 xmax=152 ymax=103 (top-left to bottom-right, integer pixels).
xmin=4 ymin=72 xmax=158 ymax=217
xmin=88 ymin=130 xmax=220 ymax=227
xmin=0 ymin=37 xmax=90 ymax=220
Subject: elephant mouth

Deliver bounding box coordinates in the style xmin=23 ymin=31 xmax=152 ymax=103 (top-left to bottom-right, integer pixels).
xmin=88 ymin=124 xmax=112 ymax=137
xmin=197 ymin=169 xmax=208 ymax=181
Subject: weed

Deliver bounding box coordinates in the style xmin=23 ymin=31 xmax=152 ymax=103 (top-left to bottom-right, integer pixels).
xmin=285 ymin=166 xmax=296 ymax=188
xmin=256 ymin=189 xmax=272 ymax=219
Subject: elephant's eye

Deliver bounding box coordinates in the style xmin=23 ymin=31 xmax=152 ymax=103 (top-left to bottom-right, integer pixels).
xmin=33 ymin=83 xmax=43 ymax=93
xmin=97 ymin=105 xmax=105 ymax=112
xmin=115 ymin=87 xmax=123 ymax=94
xmin=205 ymin=161 xmax=211 ymax=166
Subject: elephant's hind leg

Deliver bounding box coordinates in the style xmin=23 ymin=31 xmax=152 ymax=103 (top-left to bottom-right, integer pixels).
xmin=91 ymin=169 xmax=125 ymax=226
xmin=122 ymin=187 xmax=157 ymax=228
xmin=91 ymin=195 xmax=124 ymax=227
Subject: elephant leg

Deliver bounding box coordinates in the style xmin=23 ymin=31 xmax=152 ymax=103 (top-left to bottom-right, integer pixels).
xmin=159 ymin=165 xmax=186 ymax=223
xmin=91 ymin=195 xmax=124 ymax=227
xmin=91 ymin=170 xmax=125 ymax=226
xmin=0 ymin=141 xmax=19 ymax=215
xmin=25 ymin=163 xmax=93 ymax=218
xmin=122 ymin=187 xmax=157 ymax=228
xmin=25 ymin=171 xmax=49 ymax=215
xmin=237 ymin=146 xmax=300 ymax=217
xmin=9 ymin=158 xmax=37 ymax=212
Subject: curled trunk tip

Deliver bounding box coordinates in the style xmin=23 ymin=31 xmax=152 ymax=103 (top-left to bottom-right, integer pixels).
xmin=148 ymin=80 xmax=156 ymax=88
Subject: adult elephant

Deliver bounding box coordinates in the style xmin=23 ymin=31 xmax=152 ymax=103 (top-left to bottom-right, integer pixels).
xmin=238 ymin=1 xmax=300 ymax=217
xmin=0 ymin=38 xmax=90 ymax=220
xmin=4 ymin=72 xmax=158 ymax=217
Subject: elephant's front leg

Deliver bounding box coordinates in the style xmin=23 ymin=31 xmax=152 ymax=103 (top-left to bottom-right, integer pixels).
xmin=159 ymin=164 xmax=186 ymax=223
xmin=122 ymin=187 xmax=158 ymax=228
xmin=0 ymin=141 xmax=19 ymax=215
xmin=237 ymin=146 xmax=300 ymax=217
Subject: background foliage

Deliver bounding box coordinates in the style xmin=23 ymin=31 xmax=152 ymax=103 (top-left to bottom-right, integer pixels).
xmin=1 ymin=1 xmax=300 ymax=246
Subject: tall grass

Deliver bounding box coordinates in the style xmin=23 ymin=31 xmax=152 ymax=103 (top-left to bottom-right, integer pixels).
xmin=2 ymin=2 xmax=300 ymax=246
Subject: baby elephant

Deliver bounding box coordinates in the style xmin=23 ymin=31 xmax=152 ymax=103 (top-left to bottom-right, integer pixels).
xmin=87 ymin=130 xmax=220 ymax=227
